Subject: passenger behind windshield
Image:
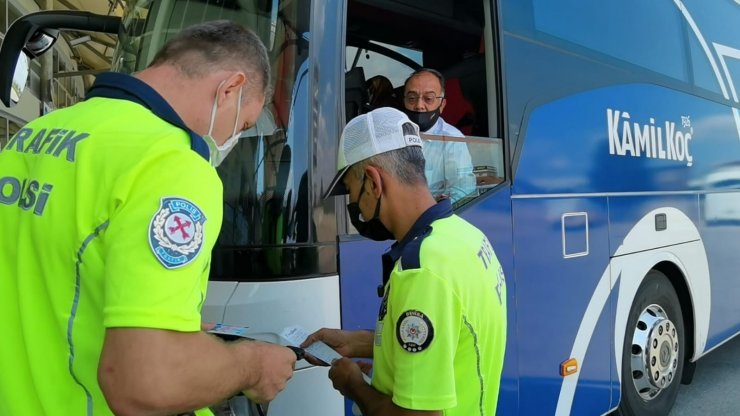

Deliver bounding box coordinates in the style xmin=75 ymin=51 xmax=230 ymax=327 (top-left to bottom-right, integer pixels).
xmin=401 ymin=68 xmax=476 ymax=203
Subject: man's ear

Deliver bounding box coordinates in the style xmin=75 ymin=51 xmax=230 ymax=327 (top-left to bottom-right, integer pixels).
xmin=365 ymin=166 xmax=384 ymax=198
xmin=217 ymin=72 xmax=247 ymax=107
xmin=439 ymin=97 xmax=447 ymax=113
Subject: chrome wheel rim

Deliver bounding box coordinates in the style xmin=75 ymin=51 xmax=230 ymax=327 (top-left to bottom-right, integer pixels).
xmin=629 ymin=304 xmax=679 ymax=400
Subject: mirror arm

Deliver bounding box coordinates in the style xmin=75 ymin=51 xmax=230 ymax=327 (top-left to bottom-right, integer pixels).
xmin=0 ymin=11 xmax=121 ymax=107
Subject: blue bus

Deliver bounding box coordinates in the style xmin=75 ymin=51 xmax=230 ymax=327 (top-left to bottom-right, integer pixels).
xmin=3 ymin=0 xmax=740 ymax=414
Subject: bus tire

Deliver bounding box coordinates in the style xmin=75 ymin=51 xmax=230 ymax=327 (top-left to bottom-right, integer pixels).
xmin=617 ymin=270 xmax=685 ymax=416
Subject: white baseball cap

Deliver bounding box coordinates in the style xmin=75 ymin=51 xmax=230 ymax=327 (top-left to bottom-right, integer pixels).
xmin=324 ymin=107 xmax=423 ymax=198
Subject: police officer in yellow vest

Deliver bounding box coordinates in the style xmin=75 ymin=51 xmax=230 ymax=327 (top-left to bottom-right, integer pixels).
xmin=0 ymin=21 xmax=296 ymax=415
xmin=303 ymin=107 xmax=507 ymax=416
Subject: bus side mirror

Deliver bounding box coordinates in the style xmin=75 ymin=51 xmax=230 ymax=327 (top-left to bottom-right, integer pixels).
xmin=7 ymin=28 xmax=59 ymax=106
xmin=0 ymin=10 xmax=120 ymax=107
xmin=10 ymin=53 xmax=30 ymax=105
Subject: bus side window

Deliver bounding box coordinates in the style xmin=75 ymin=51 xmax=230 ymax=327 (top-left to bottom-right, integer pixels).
xmin=440 ymin=50 xmax=504 ymax=205
xmin=443 ymin=54 xmax=488 ymax=137
xmin=442 ymin=77 xmax=476 ymax=136
xmin=345 ymin=0 xmax=504 ymax=209
xmin=469 ymin=138 xmax=505 ymax=190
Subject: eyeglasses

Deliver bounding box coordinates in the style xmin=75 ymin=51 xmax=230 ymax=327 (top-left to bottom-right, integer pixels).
xmin=404 ymin=93 xmax=444 ymax=106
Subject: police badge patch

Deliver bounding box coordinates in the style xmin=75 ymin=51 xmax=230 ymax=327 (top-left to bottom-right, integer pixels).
xmin=396 ymin=310 xmax=434 ymax=353
xmin=149 ymin=197 xmax=207 ymax=269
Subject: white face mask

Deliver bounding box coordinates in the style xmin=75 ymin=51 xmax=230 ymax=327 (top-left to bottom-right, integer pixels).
xmin=203 ymin=81 xmax=243 ymax=167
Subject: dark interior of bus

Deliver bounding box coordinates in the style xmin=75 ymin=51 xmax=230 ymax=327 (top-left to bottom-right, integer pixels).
xmin=345 ymin=0 xmax=490 ymax=137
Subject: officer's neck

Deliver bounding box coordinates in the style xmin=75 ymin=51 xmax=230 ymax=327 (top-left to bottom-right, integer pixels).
xmin=383 ymin=184 xmax=436 ymax=242
xmin=135 ymin=65 xmax=214 ymax=137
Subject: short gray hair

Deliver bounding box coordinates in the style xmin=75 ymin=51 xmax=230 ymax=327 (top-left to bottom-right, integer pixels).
xmin=149 ymin=20 xmax=271 ymax=99
xmin=349 ymin=146 xmax=427 ymax=186
xmin=404 ymin=68 xmax=445 ymax=95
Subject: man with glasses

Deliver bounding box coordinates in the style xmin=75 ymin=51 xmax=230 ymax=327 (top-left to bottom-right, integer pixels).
xmin=402 ymin=68 xmax=476 ymax=203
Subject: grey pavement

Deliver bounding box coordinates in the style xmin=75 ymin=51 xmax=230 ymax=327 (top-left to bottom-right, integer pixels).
xmin=669 ymin=334 xmax=740 ymax=415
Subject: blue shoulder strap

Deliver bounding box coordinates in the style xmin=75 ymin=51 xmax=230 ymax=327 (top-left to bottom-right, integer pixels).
xmin=86 ymin=72 xmax=210 ymax=162
xmin=383 ymin=199 xmax=454 ymax=274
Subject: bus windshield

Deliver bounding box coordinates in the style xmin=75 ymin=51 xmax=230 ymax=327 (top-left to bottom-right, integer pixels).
xmin=114 ymin=0 xmax=314 ymax=280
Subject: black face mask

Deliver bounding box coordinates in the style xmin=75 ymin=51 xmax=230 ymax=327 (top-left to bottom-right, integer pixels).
xmin=347 ymin=176 xmax=394 ymax=241
xmin=404 ymin=108 xmax=440 ymax=132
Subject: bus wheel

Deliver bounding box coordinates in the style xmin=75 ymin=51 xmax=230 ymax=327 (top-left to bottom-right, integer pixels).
xmin=618 ymin=270 xmax=685 ymax=416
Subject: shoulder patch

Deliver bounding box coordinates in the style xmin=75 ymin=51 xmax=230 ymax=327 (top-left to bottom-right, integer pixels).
xmin=149 ymin=197 xmax=207 ymax=269
xmin=396 ymin=309 xmax=434 ymax=353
